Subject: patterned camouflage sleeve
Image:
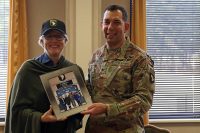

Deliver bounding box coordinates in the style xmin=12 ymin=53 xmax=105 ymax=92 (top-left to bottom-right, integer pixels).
xmin=106 ymin=56 xmax=155 ymax=119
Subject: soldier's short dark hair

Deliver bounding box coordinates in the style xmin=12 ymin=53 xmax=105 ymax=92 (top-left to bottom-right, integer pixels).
xmin=104 ymin=4 xmax=128 ymax=22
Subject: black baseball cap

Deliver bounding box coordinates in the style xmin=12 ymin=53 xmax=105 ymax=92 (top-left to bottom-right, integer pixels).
xmin=40 ymin=19 xmax=66 ymax=35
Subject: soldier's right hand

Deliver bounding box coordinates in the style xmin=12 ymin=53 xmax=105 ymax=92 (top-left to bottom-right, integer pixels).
xmin=81 ymin=103 xmax=108 ymax=116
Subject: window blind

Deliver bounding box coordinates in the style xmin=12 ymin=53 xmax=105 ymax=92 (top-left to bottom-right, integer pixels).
xmin=0 ymin=0 xmax=9 ymax=122
xmin=146 ymin=0 xmax=200 ymax=119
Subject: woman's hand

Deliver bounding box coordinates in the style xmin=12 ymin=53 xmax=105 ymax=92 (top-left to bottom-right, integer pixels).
xmin=41 ymin=106 xmax=67 ymax=122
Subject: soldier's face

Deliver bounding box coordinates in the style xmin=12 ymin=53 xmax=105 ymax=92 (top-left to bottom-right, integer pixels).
xmin=102 ymin=10 xmax=129 ymax=47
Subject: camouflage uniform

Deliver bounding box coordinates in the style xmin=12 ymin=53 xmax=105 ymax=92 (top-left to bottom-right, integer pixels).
xmin=86 ymin=37 xmax=155 ymax=133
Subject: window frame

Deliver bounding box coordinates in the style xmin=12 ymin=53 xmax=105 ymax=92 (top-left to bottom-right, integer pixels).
xmin=0 ymin=0 xmax=9 ymax=123
xmin=145 ymin=0 xmax=200 ymax=122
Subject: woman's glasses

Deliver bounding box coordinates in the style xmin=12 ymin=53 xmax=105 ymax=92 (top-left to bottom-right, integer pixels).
xmin=43 ymin=34 xmax=66 ymax=41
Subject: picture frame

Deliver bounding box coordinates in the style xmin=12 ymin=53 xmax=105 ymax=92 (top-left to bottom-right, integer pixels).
xmin=40 ymin=65 xmax=92 ymax=120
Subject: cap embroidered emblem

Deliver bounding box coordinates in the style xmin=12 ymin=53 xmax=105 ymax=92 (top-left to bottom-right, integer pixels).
xmin=49 ymin=20 xmax=57 ymax=27
xmin=41 ymin=19 xmax=66 ymax=35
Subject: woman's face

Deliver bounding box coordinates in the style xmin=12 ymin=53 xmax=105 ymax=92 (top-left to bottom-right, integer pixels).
xmin=42 ymin=30 xmax=66 ymax=59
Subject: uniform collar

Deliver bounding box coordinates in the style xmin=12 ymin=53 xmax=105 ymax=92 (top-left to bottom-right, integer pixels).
xmin=103 ymin=36 xmax=130 ymax=60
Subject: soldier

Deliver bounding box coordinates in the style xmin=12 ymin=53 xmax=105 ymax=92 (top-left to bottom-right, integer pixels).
xmin=82 ymin=4 xmax=155 ymax=133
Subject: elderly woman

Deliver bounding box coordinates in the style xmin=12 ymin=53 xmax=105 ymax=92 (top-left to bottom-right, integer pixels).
xmin=5 ymin=19 xmax=84 ymax=133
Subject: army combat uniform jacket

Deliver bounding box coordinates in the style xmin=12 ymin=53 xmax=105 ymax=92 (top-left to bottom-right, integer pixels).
xmin=86 ymin=38 xmax=155 ymax=133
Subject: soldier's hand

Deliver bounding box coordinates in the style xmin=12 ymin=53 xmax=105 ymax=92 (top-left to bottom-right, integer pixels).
xmin=81 ymin=103 xmax=108 ymax=116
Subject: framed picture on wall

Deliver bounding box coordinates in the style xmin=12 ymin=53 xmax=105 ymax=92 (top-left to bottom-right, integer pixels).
xmin=40 ymin=65 xmax=92 ymax=120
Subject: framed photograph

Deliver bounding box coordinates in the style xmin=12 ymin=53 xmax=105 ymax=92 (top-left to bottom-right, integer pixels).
xmin=40 ymin=65 xmax=92 ymax=120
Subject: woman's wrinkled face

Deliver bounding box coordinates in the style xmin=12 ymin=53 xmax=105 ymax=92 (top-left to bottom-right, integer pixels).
xmin=42 ymin=30 xmax=66 ymax=58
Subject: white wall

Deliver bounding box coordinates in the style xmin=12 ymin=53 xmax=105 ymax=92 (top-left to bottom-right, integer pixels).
xmin=27 ymin=0 xmax=66 ymax=58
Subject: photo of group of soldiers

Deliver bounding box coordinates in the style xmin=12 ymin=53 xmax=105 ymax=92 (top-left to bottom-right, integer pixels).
xmin=56 ymin=80 xmax=86 ymax=112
